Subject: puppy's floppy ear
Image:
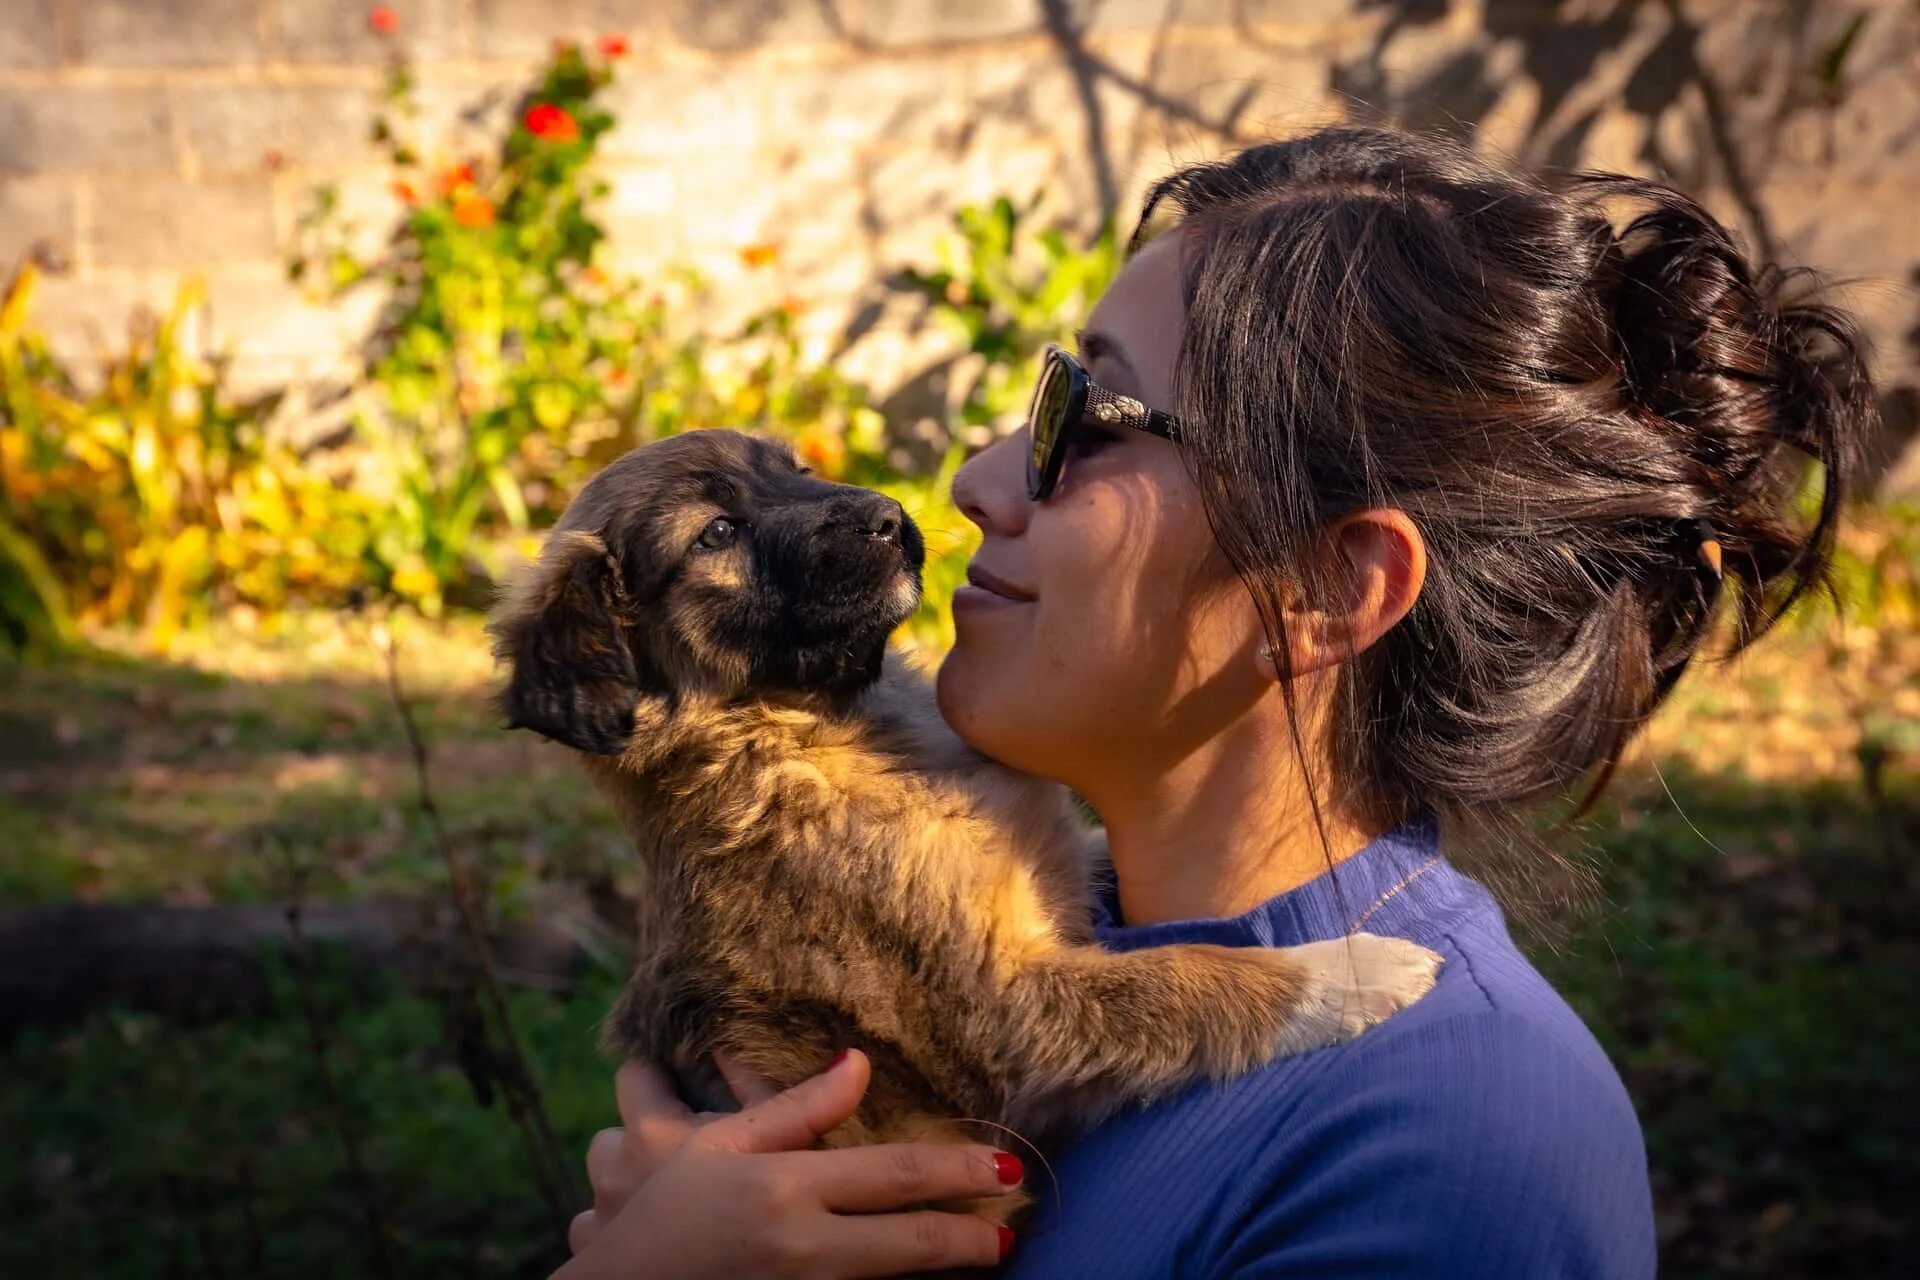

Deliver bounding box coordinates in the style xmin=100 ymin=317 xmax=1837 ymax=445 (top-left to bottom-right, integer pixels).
xmin=488 ymin=531 xmax=649 ymax=755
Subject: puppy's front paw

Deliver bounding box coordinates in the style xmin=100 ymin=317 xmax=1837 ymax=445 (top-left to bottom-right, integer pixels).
xmin=1270 ymin=933 xmax=1442 ymax=1053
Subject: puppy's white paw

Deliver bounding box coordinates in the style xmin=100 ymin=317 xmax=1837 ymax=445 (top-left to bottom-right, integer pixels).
xmin=1271 ymin=933 xmax=1442 ymax=1053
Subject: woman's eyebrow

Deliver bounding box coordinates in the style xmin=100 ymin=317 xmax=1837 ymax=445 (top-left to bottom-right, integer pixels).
xmin=1075 ymin=327 xmax=1135 ymax=376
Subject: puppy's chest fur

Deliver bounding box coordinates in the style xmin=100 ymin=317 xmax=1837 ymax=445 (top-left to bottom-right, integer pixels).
xmin=589 ymin=651 xmax=1098 ymax=1129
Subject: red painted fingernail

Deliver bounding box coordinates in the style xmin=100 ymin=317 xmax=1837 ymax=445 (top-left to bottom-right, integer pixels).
xmin=828 ymin=1047 xmax=852 ymax=1069
xmin=997 ymin=1224 xmax=1016 ymax=1260
xmin=992 ymin=1152 xmax=1023 ymax=1185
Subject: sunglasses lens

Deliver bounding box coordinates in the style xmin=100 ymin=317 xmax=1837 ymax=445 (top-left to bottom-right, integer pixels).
xmin=1028 ymin=353 xmax=1069 ymax=496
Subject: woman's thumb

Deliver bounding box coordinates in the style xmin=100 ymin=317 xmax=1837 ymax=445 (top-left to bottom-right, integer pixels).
xmin=704 ymin=1048 xmax=869 ymax=1155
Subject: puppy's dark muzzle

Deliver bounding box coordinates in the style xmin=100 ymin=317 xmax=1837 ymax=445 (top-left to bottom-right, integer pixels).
xmin=820 ymin=494 xmax=906 ymax=547
xmin=803 ymin=493 xmax=922 ymax=613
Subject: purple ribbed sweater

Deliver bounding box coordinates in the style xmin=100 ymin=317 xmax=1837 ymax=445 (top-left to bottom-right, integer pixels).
xmin=1003 ymin=813 xmax=1657 ymax=1278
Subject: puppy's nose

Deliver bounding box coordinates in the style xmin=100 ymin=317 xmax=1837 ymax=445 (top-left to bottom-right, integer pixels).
xmin=849 ymin=495 xmax=904 ymax=545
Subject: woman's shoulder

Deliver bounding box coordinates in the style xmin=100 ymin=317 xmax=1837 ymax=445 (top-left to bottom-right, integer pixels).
xmin=1283 ymin=907 xmax=1647 ymax=1165
xmin=1349 ymin=909 xmax=1635 ymax=1099
xmin=1007 ymin=925 xmax=1657 ymax=1280
xmin=1006 ymin=890 xmax=1651 ymax=1280
xmin=1281 ymin=939 xmax=1649 ymax=1182
xmin=1202 ymin=924 xmax=1655 ymax=1277
xmin=1024 ymin=842 xmax=1656 ymax=1278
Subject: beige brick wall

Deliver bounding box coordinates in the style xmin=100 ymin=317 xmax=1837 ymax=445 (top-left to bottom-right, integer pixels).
xmin=1 ymin=0 xmax=1915 ymax=485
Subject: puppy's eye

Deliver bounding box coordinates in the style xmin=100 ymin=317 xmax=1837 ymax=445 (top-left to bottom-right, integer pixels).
xmin=696 ymin=516 xmax=738 ymax=550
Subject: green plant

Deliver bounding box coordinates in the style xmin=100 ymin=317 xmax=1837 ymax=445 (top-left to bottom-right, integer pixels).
xmin=291 ymin=35 xmax=978 ymax=639
xmin=901 ymin=195 xmax=1122 ymax=432
xmin=0 ymin=38 xmax=986 ymax=654
xmin=0 ymin=263 xmax=372 ymax=653
xmin=1824 ymin=498 xmax=1920 ymax=632
xmin=0 ymin=268 xmax=76 ymax=655
xmin=290 ymin=41 xmax=656 ymax=613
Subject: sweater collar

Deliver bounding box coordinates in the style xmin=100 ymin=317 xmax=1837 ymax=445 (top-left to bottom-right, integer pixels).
xmin=1089 ymin=809 xmax=1470 ymax=952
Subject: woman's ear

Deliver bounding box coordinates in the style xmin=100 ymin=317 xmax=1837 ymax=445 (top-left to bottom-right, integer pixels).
xmin=1257 ymin=508 xmax=1427 ymax=681
xmin=487 ymin=531 xmax=651 ymax=755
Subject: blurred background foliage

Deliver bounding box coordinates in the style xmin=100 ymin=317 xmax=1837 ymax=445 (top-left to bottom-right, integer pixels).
xmin=0 ymin=38 xmax=1119 ymax=658
xmin=1 ymin=16 xmax=1916 ymax=1280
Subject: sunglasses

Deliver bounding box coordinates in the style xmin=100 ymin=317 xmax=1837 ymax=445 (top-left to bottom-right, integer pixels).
xmin=1025 ymin=343 xmax=1185 ymax=501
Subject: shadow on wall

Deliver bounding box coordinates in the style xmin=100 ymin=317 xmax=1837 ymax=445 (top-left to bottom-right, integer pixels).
xmin=1327 ymin=0 xmax=1918 ymax=491
xmin=835 ymin=0 xmax=1919 ymax=489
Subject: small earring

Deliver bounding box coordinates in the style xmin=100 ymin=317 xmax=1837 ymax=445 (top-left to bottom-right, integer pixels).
xmin=1258 ymin=642 xmax=1275 ymax=664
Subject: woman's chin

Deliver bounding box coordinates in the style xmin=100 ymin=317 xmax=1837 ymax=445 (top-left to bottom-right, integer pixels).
xmin=935 ymin=660 xmax=1055 ymax=777
xmin=933 ymin=647 xmax=977 ymax=729
xmin=936 ymin=650 xmax=1007 ymax=748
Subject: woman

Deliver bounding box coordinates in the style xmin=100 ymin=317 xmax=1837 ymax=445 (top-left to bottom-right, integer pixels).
xmin=555 ymin=125 xmax=1875 ymax=1278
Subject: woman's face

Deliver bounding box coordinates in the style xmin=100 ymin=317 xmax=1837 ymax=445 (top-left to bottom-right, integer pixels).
xmin=936 ymin=233 xmax=1268 ymax=789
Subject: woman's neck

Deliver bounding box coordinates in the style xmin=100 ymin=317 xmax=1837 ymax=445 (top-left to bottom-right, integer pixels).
xmin=1087 ymin=715 xmax=1381 ymax=927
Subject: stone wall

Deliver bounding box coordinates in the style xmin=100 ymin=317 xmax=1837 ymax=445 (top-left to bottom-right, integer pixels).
xmin=2 ymin=0 xmax=1916 ymax=484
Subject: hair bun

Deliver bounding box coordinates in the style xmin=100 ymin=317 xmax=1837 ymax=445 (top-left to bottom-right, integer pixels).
xmin=1576 ymin=171 xmax=1878 ymax=643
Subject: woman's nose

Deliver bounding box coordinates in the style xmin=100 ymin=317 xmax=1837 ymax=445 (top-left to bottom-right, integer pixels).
xmin=951 ymin=426 xmax=1032 ymax=537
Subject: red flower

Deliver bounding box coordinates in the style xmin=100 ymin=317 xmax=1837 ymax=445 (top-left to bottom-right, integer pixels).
xmin=452 ymin=195 xmax=495 ymax=228
xmin=436 ymin=161 xmax=477 ymax=194
xmin=597 ymin=33 xmax=630 ymax=58
xmin=368 ymin=6 xmax=399 ymax=35
xmin=392 ymin=179 xmax=418 ymax=204
xmin=523 ymin=102 xmax=580 ymax=143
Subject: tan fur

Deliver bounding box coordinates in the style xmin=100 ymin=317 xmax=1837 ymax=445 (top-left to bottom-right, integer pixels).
xmin=487 ymin=432 xmax=1442 ymax=1260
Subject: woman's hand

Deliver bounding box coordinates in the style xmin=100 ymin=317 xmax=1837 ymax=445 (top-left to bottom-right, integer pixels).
xmin=570 ymin=1050 xmax=782 ymax=1248
xmin=553 ymin=1048 xmax=1021 ymax=1279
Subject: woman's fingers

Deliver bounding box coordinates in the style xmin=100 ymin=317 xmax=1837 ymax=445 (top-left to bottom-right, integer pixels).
xmin=614 ymin=1059 xmax=701 ymax=1163
xmin=566 ymin=1208 xmax=600 ymax=1257
xmin=614 ymin=1059 xmax=693 ymax=1128
xmin=713 ymin=1049 xmax=781 ymax=1108
xmin=706 ymin=1048 xmax=871 ymax=1155
xmin=825 ymin=1210 xmax=1011 ymax=1278
xmin=585 ymin=1127 xmax=633 ymax=1213
xmin=780 ymin=1142 xmax=1021 ymax=1213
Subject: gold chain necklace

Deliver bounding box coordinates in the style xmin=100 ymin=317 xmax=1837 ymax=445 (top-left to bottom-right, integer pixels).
xmin=1348 ymin=854 xmax=1444 ymax=931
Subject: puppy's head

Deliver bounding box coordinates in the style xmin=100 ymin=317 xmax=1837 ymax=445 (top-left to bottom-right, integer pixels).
xmin=487 ymin=429 xmax=925 ymax=754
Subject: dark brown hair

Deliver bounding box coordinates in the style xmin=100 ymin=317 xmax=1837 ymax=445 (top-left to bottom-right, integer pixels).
xmin=1133 ymin=126 xmax=1878 ymax=919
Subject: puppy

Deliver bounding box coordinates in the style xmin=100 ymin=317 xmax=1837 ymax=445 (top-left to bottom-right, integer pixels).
xmin=488 ymin=429 xmax=1440 ymax=1235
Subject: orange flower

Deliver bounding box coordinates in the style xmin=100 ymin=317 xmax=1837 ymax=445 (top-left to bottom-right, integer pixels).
xmin=452 ymin=195 xmax=495 ymax=228
xmin=523 ymin=102 xmax=580 ymax=143
xmin=581 ymin=264 xmax=607 ymax=285
xmin=368 ymin=6 xmax=399 ymax=35
xmin=739 ymin=243 xmax=778 ymax=270
xmin=778 ymin=295 xmax=806 ymax=317
xmin=597 ymin=33 xmax=630 ymax=58
xmin=605 ymin=366 xmax=630 ymax=387
xmin=436 ymin=161 xmax=477 ymax=194
xmin=796 ymin=427 xmax=845 ymax=473
xmin=392 ymin=179 xmax=418 ymax=204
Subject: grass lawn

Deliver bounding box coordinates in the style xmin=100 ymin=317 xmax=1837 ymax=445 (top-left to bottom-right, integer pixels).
xmin=0 ymin=612 xmax=627 ymax=911
xmin=2 ymin=605 xmax=1915 ymax=1277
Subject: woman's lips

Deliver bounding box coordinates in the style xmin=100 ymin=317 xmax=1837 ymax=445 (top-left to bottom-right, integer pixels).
xmin=953 ymin=584 xmax=1023 ymax=612
xmin=962 ymin=564 xmax=1036 ymax=602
